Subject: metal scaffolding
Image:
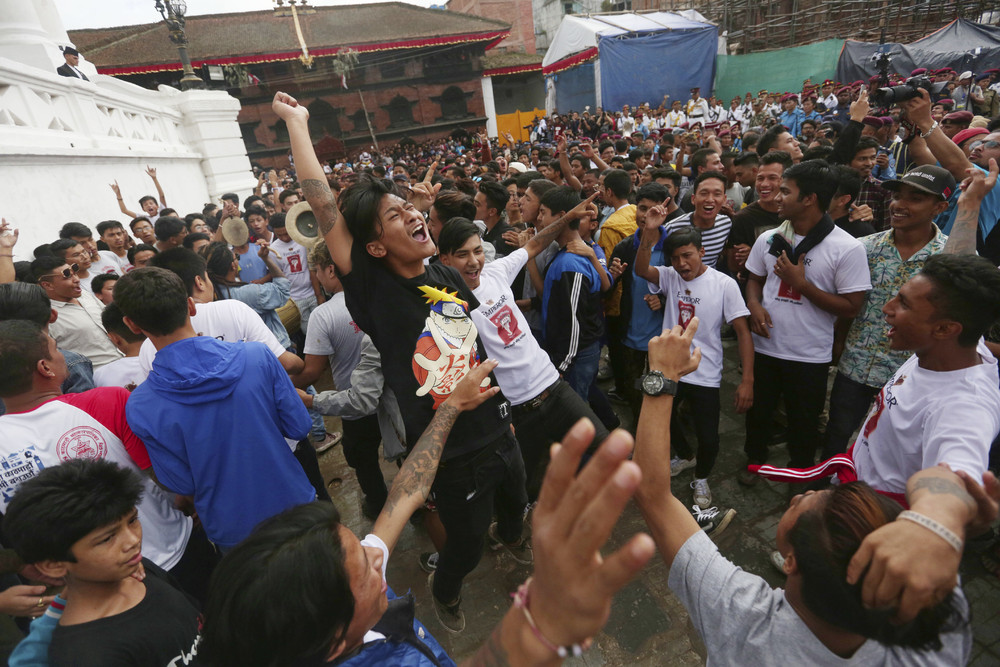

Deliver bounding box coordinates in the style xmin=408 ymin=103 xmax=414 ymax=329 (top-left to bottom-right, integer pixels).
xmin=629 ymin=0 xmax=1000 ymax=53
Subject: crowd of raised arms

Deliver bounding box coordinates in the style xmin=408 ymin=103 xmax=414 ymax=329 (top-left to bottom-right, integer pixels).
xmin=0 ymin=66 xmax=999 ymax=667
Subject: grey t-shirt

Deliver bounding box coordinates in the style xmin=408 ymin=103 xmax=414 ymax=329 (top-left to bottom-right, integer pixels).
xmin=303 ymin=292 xmax=364 ymax=392
xmin=668 ymin=530 xmax=972 ymax=666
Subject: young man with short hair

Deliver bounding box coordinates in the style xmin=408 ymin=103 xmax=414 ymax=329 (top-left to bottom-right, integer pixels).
xmin=118 ymin=267 xmax=316 ymax=552
xmin=824 ymin=164 xmax=954 ymax=457
xmin=59 ymin=222 xmax=122 ymax=277
xmin=152 ymin=216 xmax=187 ymax=253
xmin=5 ymin=459 xmax=200 ymax=665
xmin=540 ymin=187 xmax=605 ymax=401
xmin=726 ymin=151 xmax=793 ymax=285
xmin=127 ymin=243 xmax=157 ymax=270
xmin=96 ymin=220 xmax=131 ymax=273
xmin=94 ymin=302 xmax=146 ymax=391
xmin=30 ymin=256 xmax=123 ymax=368
xmin=90 ymin=273 xmax=117 ymax=306
xmin=662 ymin=172 xmax=733 ymax=270
xmin=129 ymin=216 xmax=157 ymax=246
xmin=742 ymin=160 xmax=871 ymax=477
xmin=274 ymin=91 xmax=528 ymax=633
xmin=475 ymin=180 xmax=513 ymax=257
xmin=634 ymin=223 xmax=753 ymax=509
xmin=437 ymin=201 xmax=610 ymax=500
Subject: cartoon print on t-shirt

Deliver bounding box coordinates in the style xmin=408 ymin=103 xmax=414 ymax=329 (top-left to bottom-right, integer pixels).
xmin=287 ymin=253 xmax=304 ymax=273
xmin=489 ymin=304 xmax=522 ymax=345
xmin=412 ymin=285 xmax=489 ymax=408
xmin=0 ymin=447 xmax=46 ymax=504
xmin=678 ymin=288 xmax=695 ymax=329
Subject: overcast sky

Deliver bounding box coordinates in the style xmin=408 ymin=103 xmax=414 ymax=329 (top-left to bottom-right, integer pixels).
xmin=54 ymin=0 xmax=439 ymax=30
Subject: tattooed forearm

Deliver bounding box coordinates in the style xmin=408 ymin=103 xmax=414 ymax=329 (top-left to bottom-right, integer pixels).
xmin=300 ymin=178 xmax=341 ymax=237
xmin=945 ymin=202 xmax=981 ymax=256
xmin=909 ymin=474 xmax=976 ymax=512
xmin=381 ymin=403 xmax=460 ymax=518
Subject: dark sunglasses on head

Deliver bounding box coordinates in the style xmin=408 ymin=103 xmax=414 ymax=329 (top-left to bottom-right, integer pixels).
xmin=41 ymin=264 xmax=79 ymax=280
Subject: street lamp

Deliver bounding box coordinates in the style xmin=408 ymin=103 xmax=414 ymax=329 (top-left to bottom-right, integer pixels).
xmin=154 ymin=0 xmax=204 ymax=90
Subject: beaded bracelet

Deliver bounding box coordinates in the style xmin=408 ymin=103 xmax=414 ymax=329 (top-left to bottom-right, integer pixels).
xmin=898 ymin=510 xmax=963 ymax=553
xmin=511 ymin=577 xmax=592 ymax=659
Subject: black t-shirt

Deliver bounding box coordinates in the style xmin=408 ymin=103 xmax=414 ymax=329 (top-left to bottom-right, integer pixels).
xmin=340 ymin=244 xmax=510 ymax=459
xmin=726 ymin=202 xmax=781 ymax=249
xmin=49 ymin=561 xmax=200 ymax=666
xmin=835 ymin=214 xmax=877 ymax=239
xmin=483 ymin=220 xmax=515 ymax=258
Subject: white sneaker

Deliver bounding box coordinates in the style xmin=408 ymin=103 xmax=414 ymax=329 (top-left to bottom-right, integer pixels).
xmin=670 ymin=456 xmax=697 ymax=477
xmin=691 ymin=478 xmax=712 ymax=508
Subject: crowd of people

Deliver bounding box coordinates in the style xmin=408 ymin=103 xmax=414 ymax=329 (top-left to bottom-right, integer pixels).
xmin=0 ymin=64 xmax=1000 ymax=666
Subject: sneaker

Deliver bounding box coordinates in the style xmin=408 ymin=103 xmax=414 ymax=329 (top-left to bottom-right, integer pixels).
xmin=598 ymin=357 xmax=613 ymax=381
xmin=692 ymin=505 xmax=735 ymax=538
xmin=770 ymin=550 xmax=787 ymax=575
xmin=419 ymin=551 xmax=439 ymax=573
xmin=691 ymin=478 xmax=712 ymax=509
xmin=670 ymin=456 xmax=697 ymax=477
xmin=737 ymin=467 xmax=760 ymax=487
xmin=312 ymin=431 xmax=343 ymax=454
xmin=487 ymin=522 xmax=533 ymax=564
xmin=427 ymin=573 xmax=465 ymax=634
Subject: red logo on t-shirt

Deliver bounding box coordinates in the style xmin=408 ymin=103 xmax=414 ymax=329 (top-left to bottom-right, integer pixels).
xmin=287 ymin=253 xmax=303 ymax=274
xmin=777 ymin=279 xmax=802 ymax=301
xmin=56 ymin=426 xmax=108 ymax=462
xmin=489 ymin=305 xmax=522 ymax=345
xmin=678 ymin=301 xmax=695 ymax=330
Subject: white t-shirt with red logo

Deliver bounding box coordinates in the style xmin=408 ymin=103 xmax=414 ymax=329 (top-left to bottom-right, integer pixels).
xmin=472 ymin=248 xmax=559 ymax=406
xmin=852 ymin=340 xmax=1000 ymax=495
xmin=649 ymin=266 xmax=749 ymax=388
xmin=0 ymin=389 xmax=192 ymax=570
xmin=745 ymin=226 xmax=870 ymax=363
xmin=270 ymin=237 xmax=314 ymax=301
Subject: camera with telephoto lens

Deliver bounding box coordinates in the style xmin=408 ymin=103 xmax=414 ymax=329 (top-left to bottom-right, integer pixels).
xmin=871 ymin=76 xmax=948 ymax=106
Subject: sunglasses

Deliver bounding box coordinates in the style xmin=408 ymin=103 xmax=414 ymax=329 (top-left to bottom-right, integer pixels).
xmin=969 ymin=140 xmax=1000 ymax=151
xmin=40 ymin=264 xmax=79 ymax=281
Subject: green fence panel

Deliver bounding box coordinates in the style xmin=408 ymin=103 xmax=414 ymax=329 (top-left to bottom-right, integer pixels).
xmin=714 ymin=39 xmax=844 ymax=102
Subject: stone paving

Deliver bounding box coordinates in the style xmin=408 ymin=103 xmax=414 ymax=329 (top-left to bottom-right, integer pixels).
xmin=0 ymin=340 xmax=997 ymax=664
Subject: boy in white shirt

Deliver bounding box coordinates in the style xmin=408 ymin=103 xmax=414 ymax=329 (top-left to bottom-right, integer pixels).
xmin=634 ymin=220 xmax=754 ymax=509
xmin=268 ymin=213 xmax=322 ymax=335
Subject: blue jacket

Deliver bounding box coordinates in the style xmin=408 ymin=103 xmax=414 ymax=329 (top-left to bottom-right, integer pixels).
xmin=126 ymin=337 xmax=314 ymax=549
xmin=333 ymin=590 xmax=455 ymax=667
xmin=542 ymin=248 xmax=604 ymax=372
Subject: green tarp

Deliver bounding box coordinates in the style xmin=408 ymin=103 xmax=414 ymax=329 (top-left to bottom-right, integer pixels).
xmin=714 ymin=39 xmax=844 ymax=102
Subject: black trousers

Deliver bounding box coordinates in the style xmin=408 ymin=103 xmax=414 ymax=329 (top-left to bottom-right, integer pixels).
xmin=744 ymin=353 xmax=828 ymax=468
xmin=670 ymin=382 xmax=722 ymax=479
xmin=342 ymin=413 xmax=389 ymax=512
xmin=822 ymin=371 xmax=880 ymax=459
xmin=431 ymin=430 xmax=527 ymax=603
xmin=513 ymin=379 xmax=611 ymax=499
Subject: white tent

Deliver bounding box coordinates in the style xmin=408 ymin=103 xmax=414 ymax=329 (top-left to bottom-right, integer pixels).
xmin=541 ymin=11 xmax=719 ymax=113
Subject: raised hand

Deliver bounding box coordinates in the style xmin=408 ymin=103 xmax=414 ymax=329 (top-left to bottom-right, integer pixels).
xmin=849 ymin=88 xmax=870 ymax=123
xmin=959 ymin=157 xmax=999 ymax=204
xmin=529 ymin=420 xmax=655 ymax=650
xmin=647 ymin=318 xmax=702 ymax=381
xmin=644 ymin=198 xmax=671 ymax=229
xmin=272 ymin=91 xmax=310 ymax=122
xmin=608 ymin=257 xmax=627 ymax=280
xmin=442 ymin=359 xmax=499 ymax=411
xmin=0 ymin=218 xmax=18 ymax=250
xmin=110 ymin=180 xmax=122 ymax=197
xmin=145 ymin=165 xmax=158 ymax=179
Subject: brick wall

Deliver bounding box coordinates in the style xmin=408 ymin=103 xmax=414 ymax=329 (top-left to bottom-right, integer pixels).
xmin=448 ymin=0 xmax=536 ymax=54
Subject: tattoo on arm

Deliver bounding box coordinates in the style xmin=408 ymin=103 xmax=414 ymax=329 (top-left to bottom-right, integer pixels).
xmin=910 ymin=475 xmax=976 ymax=512
xmin=300 ymin=179 xmax=341 ymax=237
xmin=380 ymin=403 xmax=459 ymax=518
xmin=944 ymin=204 xmax=979 ymax=255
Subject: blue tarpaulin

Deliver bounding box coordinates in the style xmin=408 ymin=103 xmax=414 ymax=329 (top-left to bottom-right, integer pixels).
xmin=598 ymin=28 xmax=717 ymax=111
xmin=554 ymin=63 xmax=597 ymax=113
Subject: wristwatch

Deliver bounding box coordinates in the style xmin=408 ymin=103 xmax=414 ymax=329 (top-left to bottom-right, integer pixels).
xmin=640 ymin=370 xmax=678 ymax=397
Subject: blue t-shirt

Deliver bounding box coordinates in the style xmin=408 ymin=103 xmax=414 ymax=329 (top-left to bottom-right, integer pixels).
xmin=625 ymin=245 xmax=666 ymax=351
xmin=236 ymin=247 xmax=268 ymax=283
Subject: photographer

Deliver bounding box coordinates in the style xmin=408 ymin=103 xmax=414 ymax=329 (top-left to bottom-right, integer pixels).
xmin=903 ymin=88 xmax=1000 ymax=261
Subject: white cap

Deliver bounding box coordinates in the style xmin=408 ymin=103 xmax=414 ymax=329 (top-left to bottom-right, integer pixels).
xmin=959 ymin=70 xmax=973 ymax=80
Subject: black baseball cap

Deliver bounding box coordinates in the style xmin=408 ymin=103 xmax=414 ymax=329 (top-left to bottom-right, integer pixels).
xmin=881 ymin=165 xmax=956 ymax=200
